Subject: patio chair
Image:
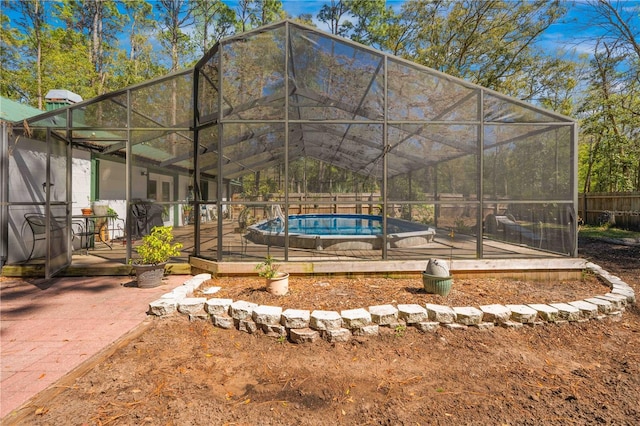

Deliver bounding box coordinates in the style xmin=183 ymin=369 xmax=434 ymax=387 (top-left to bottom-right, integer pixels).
xmin=71 ymin=219 xmax=95 ymax=255
xmin=23 ymin=213 xmax=48 ymax=261
xmin=107 ymin=216 xmax=127 ymax=245
xmin=23 ymin=213 xmax=67 ymax=260
xmin=200 ymin=205 xmax=210 ymax=222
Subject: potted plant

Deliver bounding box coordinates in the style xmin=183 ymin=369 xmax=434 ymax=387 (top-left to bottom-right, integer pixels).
xmin=422 ymin=258 xmax=453 ymax=297
xmin=80 ymin=199 xmax=93 ymax=215
xmin=182 ymin=205 xmax=194 ymax=225
xmin=132 ymin=226 xmax=183 ymax=288
xmin=256 ymin=255 xmax=289 ymax=295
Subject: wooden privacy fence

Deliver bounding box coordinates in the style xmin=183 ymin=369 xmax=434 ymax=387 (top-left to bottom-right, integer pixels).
xmin=578 ymin=192 xmax=640 ymax=230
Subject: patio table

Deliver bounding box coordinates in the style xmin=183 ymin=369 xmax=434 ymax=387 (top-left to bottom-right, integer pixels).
xmin=72 ymin=214 xmax=113 ymax=251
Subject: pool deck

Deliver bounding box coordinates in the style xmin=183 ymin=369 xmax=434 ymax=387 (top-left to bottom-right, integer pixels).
xmin=2 ymin=218 xmax=572 ymax=278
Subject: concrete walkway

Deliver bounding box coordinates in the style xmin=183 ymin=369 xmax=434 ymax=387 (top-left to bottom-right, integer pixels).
xmin=0 ymin=274 xmax=188 ymax=420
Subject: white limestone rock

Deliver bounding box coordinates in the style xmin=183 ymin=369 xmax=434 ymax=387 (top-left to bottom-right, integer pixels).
xmin=237 ymin=319 xmax=258 ymax=334
xmin=324 ymin=328 xmax=352 ymax=343
xmin=475 ymin=322 xmax=495 ymax=330
xmin=177 ymin=297 xmax=207 ymax=315
xmin=594 ymin=293 xmax=627 ymax=310
xmin=397 ymin=304 xmax=428 ymax=324
xmin=188 ymin=312 xmax=209 ymax=321
xmin=369 ymin=304 xmax=399 ymax=326
xmin=415 ymin=322 xmax=440 ymax=332
xmin=170 ymin=286 xmax=191 ymax=300
xmin=205 ymin=298 xmax=233 ymax=315
xmin=453 ymin=307 xmax=483 ymax=325
xmin=568 ymin=300 xmax=599 ymax=319
xmin=479 ymin=304 xmax=512 ymax=324
xmin=281 ymin=309 xmax=310 ymax=329
xmin=182 ymin=273 xmax=212 ymax=290
xmin=230 ymin=300 xmax=258 ymax=321
xmin=607 ymin=311 xmax=623 ymax=321
xmin=505 ymin=304 xmax=538 ymax=324
xmin=549 ymin=303 xmax=581 ymax=322
xmin=252 ymin=305 xmax=283 ymax=325
xmin=160 ymin=292 xmax=179 ymax=300
xmin=425 ymin=304 xmax=456 ymax=324
xmin=148 ymin=299 xmax=177 ymax=316
xmin=262 ymin=324 xmax=287 ymax=338
xmin=341 ymin=308 xmax=372 ymax=329
xmin=501 ymin=321 xmax=524 ymax=329
xmin=528 ymin=304 xmax=560 ymax=322
xmin=310 ymin=310 xmax=343 ymax=331
xmin=584 ymin=298 xmax=613 ymax=314
xmin=352 ymin=324 xmax=379 ymax=336
xmin=212 ymin=314 xmax=234 ymax=329
xmin=290 ymin=328 xmax=319 ymax=343
xmin=442 ymin=323 xmax=467 ymax=330
xmin=611 ymin=288 xmax=636 ymax=303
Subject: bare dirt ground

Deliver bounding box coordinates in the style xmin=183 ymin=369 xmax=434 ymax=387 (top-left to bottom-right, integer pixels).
xmin=14 ymin=238 xmax=640 ymax=425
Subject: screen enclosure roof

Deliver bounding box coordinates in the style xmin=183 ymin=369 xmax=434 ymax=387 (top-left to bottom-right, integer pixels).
xmin=13 ymin=20 xmax=575 ymax=181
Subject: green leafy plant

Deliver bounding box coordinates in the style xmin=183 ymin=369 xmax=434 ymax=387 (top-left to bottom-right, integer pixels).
xmin=106 ymin=207 xmax=118 ymax=217
xmin=134 ymin=226 xmax=183 ymax=265
xmin=394 ymin=324 xmax=407 ymax=337
xmin=454 ymin=217 xmax=471 ymax=234
xmin=255 ymin=255 xmax=281 ymax=279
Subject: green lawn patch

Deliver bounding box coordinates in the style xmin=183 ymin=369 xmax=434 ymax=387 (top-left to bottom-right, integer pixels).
xmin=579 ymin=225 xmax=640 ymax=240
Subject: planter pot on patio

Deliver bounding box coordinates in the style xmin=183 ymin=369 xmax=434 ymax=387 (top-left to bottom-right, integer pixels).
xmin=134 ymin=263 xmax=166 ymax=288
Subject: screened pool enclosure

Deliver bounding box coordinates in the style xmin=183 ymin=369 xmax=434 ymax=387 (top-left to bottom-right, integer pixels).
xmin=2 ymin=20 xmax=577 ymax=275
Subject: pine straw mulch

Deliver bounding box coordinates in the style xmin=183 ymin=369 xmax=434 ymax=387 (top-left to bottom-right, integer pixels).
xmin=193 ymin=273 xmax=609 ymax=312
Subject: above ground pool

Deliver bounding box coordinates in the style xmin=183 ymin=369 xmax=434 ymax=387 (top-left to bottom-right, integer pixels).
xmin=246 ymin=213 xmax=436 ymax=250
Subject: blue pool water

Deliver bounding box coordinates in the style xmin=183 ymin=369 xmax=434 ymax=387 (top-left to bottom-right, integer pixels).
xmin=248 ymin=213 xmax=435 ymax=250
xmin=255 ymin=214 xmax=416 ymax=235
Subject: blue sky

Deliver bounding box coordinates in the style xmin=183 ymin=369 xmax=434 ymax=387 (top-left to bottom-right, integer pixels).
xmin=541 ymin=1 xmax=607 ymax=58
xmin=221 ymin=0 xmax=639 ymax=61
xmin=6 ymin=0 xmax=638 ymax=63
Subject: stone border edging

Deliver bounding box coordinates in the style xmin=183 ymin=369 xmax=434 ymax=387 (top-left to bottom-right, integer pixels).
xmin=147 ymin=262 xmax=635 ymax=343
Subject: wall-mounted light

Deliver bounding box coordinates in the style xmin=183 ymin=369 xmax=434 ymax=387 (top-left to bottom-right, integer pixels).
xmin=141 ymin=171 xmax=148 ymax=176
xmin=42 ymin=182 xmax=54 ymax=191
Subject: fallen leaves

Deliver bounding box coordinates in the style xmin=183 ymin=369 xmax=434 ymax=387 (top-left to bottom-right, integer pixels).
xmin=34 ymin=406 xmax=49 ymax=415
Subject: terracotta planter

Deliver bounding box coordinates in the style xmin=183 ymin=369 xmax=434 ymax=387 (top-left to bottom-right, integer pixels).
xmin=134 ymin=263 xmax=166 ymax=288
xmin=81 ymin=208 xmax=93 ymax=216
xmin=422 ymin=273 xmax=453 ymax=297
xmin=266 ymin=272 xmax=289 ymax=296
